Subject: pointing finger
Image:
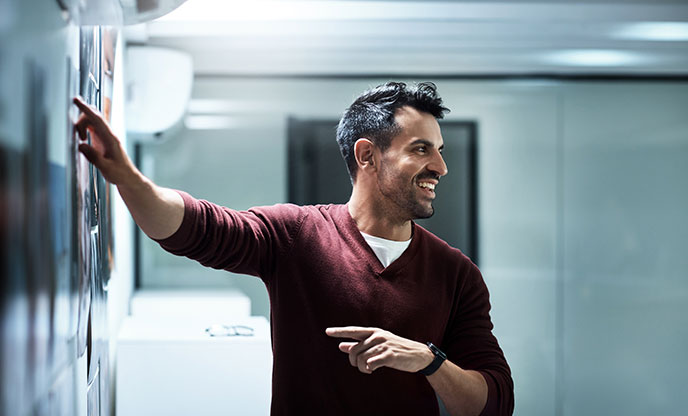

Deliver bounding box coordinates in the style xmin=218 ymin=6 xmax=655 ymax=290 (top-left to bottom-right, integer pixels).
xmin=73 ymin=96 xmax=100 ymax=119
xmin=326 ymin=327 xmax=375 ymax=340
xmin=73 ymin=96 xmax=109 ymax=133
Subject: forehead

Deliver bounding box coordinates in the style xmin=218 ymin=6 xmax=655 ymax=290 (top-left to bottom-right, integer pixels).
xmin=392 ymin=106 xmax=443 ymax=146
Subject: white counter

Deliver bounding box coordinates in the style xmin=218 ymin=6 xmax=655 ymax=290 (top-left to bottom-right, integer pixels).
xmin=116 ymin=313 xmax=271 ymax=416
xmin=129 ymin=289 xmax=252 ymax=321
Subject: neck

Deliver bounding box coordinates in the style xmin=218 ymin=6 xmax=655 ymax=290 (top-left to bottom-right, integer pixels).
xmin=347 ymin=184 xmax=413 ymax=241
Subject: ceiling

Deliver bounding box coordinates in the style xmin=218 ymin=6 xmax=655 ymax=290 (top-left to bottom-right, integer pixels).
xmin=129 ymin=0 xmax=688 ymax=77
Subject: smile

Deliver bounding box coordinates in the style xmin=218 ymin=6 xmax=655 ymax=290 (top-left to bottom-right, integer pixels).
xmin=418 ymin=182 xmax=436 ymax=191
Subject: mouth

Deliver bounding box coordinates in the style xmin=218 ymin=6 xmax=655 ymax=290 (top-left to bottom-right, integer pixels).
xmin=417 ymin=180 xmax=437 ymax=198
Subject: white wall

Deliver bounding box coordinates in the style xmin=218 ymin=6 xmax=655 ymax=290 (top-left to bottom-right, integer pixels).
xmin=140 ymin=77 xmax=688 ymax=416
xmin=561 ymin=83 xmax=688 ymax=415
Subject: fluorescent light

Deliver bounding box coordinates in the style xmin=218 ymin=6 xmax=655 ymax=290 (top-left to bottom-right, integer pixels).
xmin=154 ymin=0 xmax=537 ymax=22
xmin=187 ymin=99 xmax=269 ymax=114
xmin=188 ymin=99 xmax=238 ymax=114
xmin=613 ymin=22 xmax=688 ymax=41
xmin=541 ymin=50 xmax=650 ymax=67
xmin=186 ymin=98 xmax=278 ymax=115
xmin=157 ymin=0 xmax=364 ymax=21
xmin=184 ymin=115 xmax=238 ymax=130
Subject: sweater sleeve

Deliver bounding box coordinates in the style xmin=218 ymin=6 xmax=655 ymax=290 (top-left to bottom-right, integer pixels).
xmin=442 ymin=262 xmax=514 ymax=416
xmin=154 ymin=190 xmax=305 ymax=281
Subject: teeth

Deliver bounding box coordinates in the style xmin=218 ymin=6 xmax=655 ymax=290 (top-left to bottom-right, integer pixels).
xmin=418 ymin=182 xmax=436 ymax=190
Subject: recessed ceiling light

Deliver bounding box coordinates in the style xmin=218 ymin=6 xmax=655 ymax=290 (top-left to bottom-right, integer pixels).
xmin=613 ymin=22 xmax=688 ymax=41
xmin=541 ymin=50 xmax=650 ymax=67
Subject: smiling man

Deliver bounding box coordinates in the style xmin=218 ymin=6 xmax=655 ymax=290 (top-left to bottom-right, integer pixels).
xmin=74 ymin=82 xmax=513 ymax=416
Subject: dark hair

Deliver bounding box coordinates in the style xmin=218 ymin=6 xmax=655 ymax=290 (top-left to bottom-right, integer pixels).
xmin=336 ymin=81 xmax=449 ymax=182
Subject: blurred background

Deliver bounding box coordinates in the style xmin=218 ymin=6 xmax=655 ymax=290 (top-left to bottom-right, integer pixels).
xmin=1 ymin=0 xmax=687 ymax=415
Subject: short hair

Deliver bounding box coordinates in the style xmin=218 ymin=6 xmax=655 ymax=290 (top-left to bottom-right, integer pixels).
xmin=336 ymin=81 xmax=450 ymax=182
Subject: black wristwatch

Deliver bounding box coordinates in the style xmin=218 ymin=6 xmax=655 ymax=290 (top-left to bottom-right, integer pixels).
xmin=418 ymin=342 xmax=447 ymax=376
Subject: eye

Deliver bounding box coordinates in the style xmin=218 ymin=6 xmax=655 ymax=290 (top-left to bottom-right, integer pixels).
xmin=416 ymin=146 xmax=427 ymax=154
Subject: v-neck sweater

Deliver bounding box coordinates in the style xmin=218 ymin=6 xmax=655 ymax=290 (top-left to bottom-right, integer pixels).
xmin=157 ymin=191 xmax=514 ymax=416
xmin=360 ymin=231 xmax=412 ymax=268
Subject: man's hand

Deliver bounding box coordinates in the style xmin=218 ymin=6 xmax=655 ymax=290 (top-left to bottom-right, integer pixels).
xmin=326 ymin=326 xmax=434 ymax=374
xmin=72 ymin=96 xmax=184 ymax=240
xmin=73 ymin=96 xmax=138 ymax=185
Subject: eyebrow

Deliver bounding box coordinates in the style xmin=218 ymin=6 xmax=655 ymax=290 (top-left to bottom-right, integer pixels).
xmin=410 ymin=139 xmax=444 ymax=152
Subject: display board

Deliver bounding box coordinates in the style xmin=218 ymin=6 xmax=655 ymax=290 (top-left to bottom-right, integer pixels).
xmin=0 ymin=22 xmax=118 ymax=416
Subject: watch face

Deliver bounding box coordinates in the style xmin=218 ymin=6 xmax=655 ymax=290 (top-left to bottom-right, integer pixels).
xmin=429 ymin=343 xmax=447 ymax=359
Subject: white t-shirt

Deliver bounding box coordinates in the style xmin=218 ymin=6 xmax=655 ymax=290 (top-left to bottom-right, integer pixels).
xmin=360 ymin=231 xmax=412 ymax=268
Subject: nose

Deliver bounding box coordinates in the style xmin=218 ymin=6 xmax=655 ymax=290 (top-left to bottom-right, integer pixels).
xmin=429 ymin=150 xmax=448 ymax=177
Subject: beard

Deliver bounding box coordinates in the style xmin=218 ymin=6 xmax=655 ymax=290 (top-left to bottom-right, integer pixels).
xmin=377 ymin=162 xmax=436 ymax=220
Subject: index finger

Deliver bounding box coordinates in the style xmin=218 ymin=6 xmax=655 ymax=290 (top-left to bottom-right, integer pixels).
xmin=325 ymin=326 xmax=375 ymax=340
xmin=73 ymin=96 xmax=103 ymax=121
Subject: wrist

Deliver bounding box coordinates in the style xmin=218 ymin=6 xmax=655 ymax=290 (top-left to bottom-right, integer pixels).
xmin=117 ymin=167 xmax=149 ymax=193
xmin=420 ymin=344 xmax=435 ymax=369
xmin=417 ymin=342 xmax=447 ymax=376
xmin=122 ymin=158 xmax=145 ymax=186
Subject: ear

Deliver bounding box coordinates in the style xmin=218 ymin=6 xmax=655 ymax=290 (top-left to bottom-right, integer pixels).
xmin=353 ymin=138 xmax=377 ymax=173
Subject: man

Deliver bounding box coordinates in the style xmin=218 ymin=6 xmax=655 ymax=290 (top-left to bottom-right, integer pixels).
xmin=74 ymin=81 xmax=513 ymax=415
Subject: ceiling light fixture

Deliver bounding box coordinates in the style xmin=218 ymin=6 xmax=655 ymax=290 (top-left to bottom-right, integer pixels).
xmin=613 ymin=22 xmax=688 ymax=41
xmin=184 ymin=115 xmax=238 ymax=130
xmin=541 ymin=49 xmax=650 ymax=67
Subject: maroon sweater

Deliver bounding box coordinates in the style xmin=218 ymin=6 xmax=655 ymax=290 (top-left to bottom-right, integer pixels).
xmin=157 ymin=191 xmax=514 ymax=415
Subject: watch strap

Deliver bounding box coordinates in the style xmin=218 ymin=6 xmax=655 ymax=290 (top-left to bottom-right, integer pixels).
xmin=418 ymin=342 xmax=447 ymax=376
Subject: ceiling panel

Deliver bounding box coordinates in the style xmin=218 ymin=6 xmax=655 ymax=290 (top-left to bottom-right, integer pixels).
xmin=131 ymin=1 xmax=688 ymax=76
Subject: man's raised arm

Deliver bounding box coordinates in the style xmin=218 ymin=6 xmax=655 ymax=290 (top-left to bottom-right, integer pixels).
xmin=73 ymin=96 xmax=184 ymax=240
